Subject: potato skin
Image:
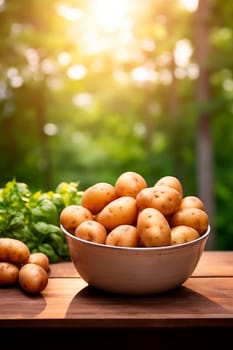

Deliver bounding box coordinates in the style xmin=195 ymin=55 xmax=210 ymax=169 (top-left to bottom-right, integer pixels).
xmin=114 ymin=171 xmax=147 ymax=198
xmin=179 ymin=196 xmax=205 ymax=211
xmin=60 ymin=205 xmax=93 ymax=234
xmin=27 ymin=252 xmax=49 ymax=272
xmin=82 ymin=182 xmax=117 ymax=214
xmin=170 ymin=207 xmax=209 ymax=235
xmin=95 ymin=196 xmax=138 ymax=231
xmin=0 ymin=262 xmax=19 ymax=286
xmin=137 ymin=208 xmax=171 ymax=247
xmin=106 ymin=225 xmax=139 ymax=247
xmin=136 ymin=185 xmax=182 ymax=216
xmin=154 ymin=175 xmax=183 ymax=197
xmin=74 ymin=220 xmax=107 ymax=244
xmin=19 ymin=263 xmax=48 ymax=294
xmin=171 ymin=225 xmax=200 ymax=245
xmin=0 ymin=238 xmax=30 ymax=266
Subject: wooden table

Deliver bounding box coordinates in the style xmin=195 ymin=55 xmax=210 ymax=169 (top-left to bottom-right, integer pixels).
xmin=1 ymin=251 xmax=233 ymax=349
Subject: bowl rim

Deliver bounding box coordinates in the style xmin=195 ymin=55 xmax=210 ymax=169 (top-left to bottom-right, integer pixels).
xmin=61 ymin=224 xmax=211 ymax=252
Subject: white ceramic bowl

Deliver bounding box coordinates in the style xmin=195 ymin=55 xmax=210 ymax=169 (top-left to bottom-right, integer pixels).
xmin=61 ymin=224 xmax=210 ymax=295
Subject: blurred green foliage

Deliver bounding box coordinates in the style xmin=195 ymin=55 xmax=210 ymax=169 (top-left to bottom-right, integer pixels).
xmin=0 ymin=0 xmax=233 ymax=249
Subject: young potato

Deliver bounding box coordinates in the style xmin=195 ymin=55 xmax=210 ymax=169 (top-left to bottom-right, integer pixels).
xmin=19 ymin=263 xmax=48 ymax=294
xmin=137 ymin=207 xmax=171 ymax=247
xmin=0 ymin=237 xmax=30 ymax=266
xmin=106 ymin=225 xmax=139 ymax=248
xmin=74 ymin=220 xmax=107 ymax=244
xmin=136 ymin=185 xmax=182 ymax=216
xmin=179 ymin=195 xmax=205 ymax=211
xmin=154 ymin=175 xmax=183 ymax=197
xmin=82 ymin=182 xmax=117 ymax=214
xmin=95 ymin=196 xmax=138 ymax=231
xmin=27 ymin=252 xmax=49 ymax=272
xmin=0 ymin=262 xmax=19 ymax=286
xmin=60 ymin=205 xmax=93 ymax=234
xmin=171 ymin=225 xmax=200 ymax=245
xmin=170 ymin=207 xmax=209 ymax=235
xmin=114 ymin=171 xmax=147 ymax=198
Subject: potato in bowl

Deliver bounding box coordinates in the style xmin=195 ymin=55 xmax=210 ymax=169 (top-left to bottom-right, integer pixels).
xmin=60 ymin=171 xmax=211 ymax=294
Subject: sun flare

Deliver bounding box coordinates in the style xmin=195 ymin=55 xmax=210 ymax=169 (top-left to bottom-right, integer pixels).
xmin=90 ymin=0 xmax=129 ymax=32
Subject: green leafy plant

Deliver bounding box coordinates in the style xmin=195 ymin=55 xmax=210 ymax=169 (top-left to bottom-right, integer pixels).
xmin=0 ymin=178 xmax=82 ymax=263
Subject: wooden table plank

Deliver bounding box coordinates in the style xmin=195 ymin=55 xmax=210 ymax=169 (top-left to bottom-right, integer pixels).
xmin=1 ymin=276 xmax=233 ymax=328
xmin=192 ymin=251 xmax=233 ymax=277
xmin=1 ymin=251 xmax=233 ymax=331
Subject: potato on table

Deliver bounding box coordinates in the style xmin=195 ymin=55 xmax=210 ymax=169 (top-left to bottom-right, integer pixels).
xmin=0 ymin=237 xmax=30 ymax=266
xmin=27 ymin=252 xmax=50 ymax=272
xmin=18 ymin=263 xmax=48 ymax=294
xmin=0 ymin=262 xmax=19 ymax=286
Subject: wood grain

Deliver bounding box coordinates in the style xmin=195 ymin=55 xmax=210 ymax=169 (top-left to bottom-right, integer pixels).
xmin=0 ymin=251 xmax=233 ymax=330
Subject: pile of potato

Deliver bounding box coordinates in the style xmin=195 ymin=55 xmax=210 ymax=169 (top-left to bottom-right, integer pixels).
xmin=60 ymin=172 xmax=209 ymax=248
xmin=0 ymin=237 xmax=49 ymax=293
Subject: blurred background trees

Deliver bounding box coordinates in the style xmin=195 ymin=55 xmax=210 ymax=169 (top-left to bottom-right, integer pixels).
xmin=0 ymin=0 xmax=233 ymax=249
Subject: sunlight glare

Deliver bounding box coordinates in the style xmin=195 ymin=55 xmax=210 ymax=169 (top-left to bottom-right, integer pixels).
xmin=67 ymin=64 xmax=87 ymax=80
xmin=58 ymin=52 xmax=72 ymax=66
xmin=43 ymin=123 xmax=58 ymax=136
xmin=159 ymin=69 xmax=173 ymax=85
xmin=10 ymin=76 xmax=24 ymax=88
xmin=174 ymin=39 xmax=193 ymax=67
xmin=179 ymin=0 xmax=199 ymax=12
xmin=56 ymin=4 xmax=82 ymax=21
xmin=223 ymin=79 xmax=233 ymax=92
xmin=187 ymin=63 xmax=199 ymax=79
xmin=0 ymin=0 xmax=5 ymax=11
xmin=91 ymin=0 xmax=128 ymax=32
xmin=73 ymin=93 xmax=93 ymax=108
xmin=131 ymin=66 xmax=159 ymax=85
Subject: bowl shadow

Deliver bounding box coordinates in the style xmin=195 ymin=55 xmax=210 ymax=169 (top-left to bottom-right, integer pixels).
xmin=65 ymin=283 xmax=229 ymax=319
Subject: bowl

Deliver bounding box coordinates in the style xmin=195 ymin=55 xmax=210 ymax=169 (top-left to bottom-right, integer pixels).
xmin=61 ymin=224 xmax=210 ymax=295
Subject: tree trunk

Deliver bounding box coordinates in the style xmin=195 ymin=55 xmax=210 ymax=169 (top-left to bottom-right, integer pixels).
xmin=195 ymin=0 xmax=215 ymax=249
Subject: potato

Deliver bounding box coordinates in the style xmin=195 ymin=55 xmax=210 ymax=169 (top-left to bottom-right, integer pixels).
xmin=170 ymin=207 xmax=209 ymax=235
xmin=18 ymin=263 xmax=48 ymax=294
xmin=82 ymin=182 xmax=117 ymax=214
xmin=154 ymin=175 xmax=183 ymax=197
xmin=0 ymin=262 xmax=19 ymax=286
xmin=0 ymin=237 xmax=30 ymax=266
xmin=179 ymin=195 xmax=205 ymax=211
xmin=95 ymin=196 xmax=138 ymax=231
xmin=60 ymin=205 xmax=93 ymax=234
xmin=114 ymin=171 xmax=147 ymax=198
xmin=74 ymin=220 xmax=107 ymax=244
xmin=137 ymin=208 xmax=171 ymax=247
xmin=171 ymin=225 xmax=200 ymax=245
xmin=106 ymin=225 xmax=139 ymax=247
xmin=27 ymin=252 xmax=49 ymax=272
xmin=136 ymin=185 xmax=182 ymax=216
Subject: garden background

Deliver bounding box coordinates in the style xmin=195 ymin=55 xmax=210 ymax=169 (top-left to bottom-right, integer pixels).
xmin=0 ymin=0 xmax=233 ymax=250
